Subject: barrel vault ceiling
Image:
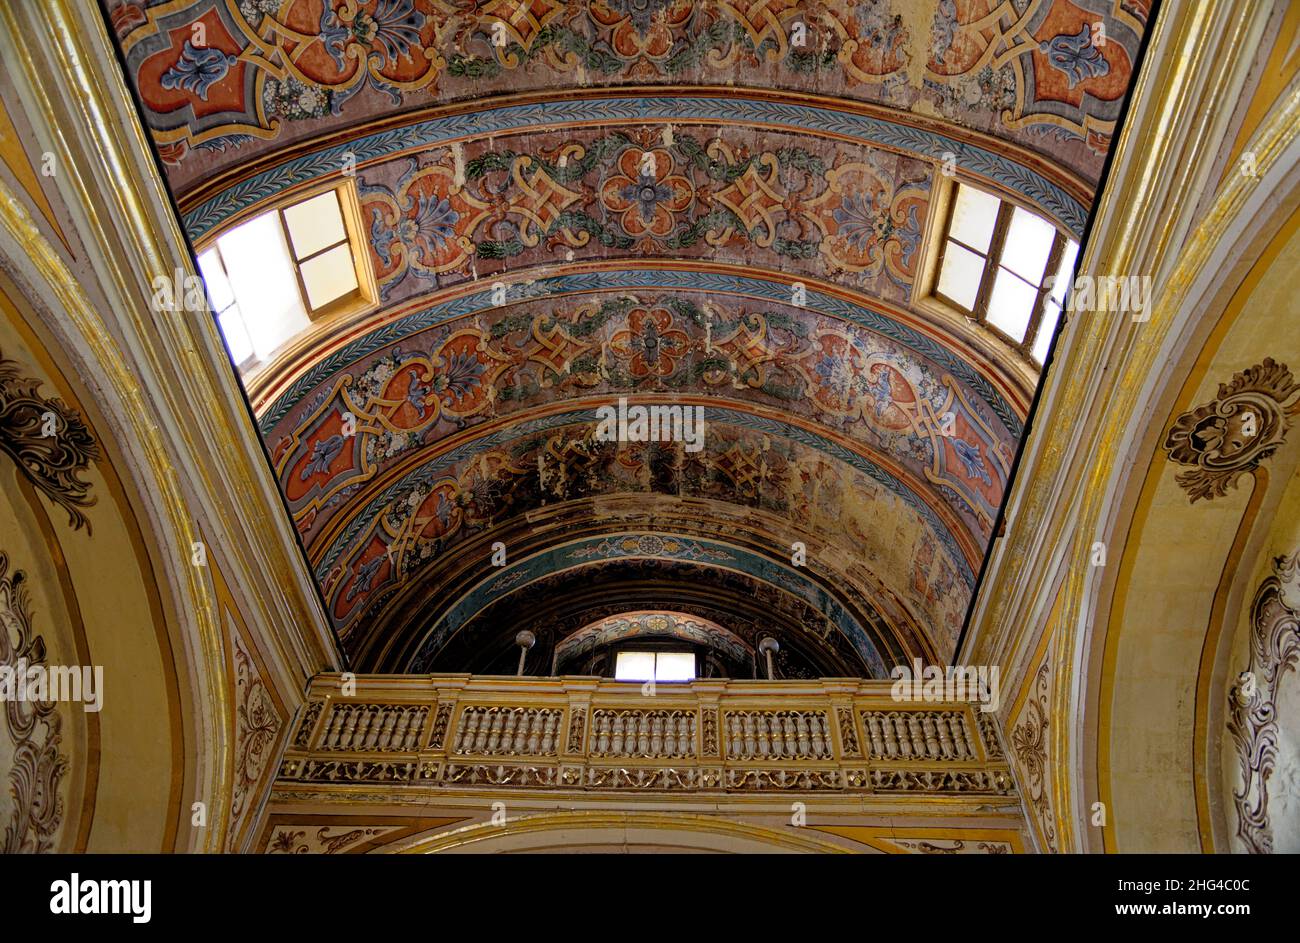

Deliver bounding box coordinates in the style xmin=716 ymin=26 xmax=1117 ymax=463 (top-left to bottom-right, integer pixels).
xmin=104 ymin=0 xmax=1150 ymax=674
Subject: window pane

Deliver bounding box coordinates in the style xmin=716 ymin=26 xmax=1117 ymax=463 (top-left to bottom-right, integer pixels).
xmin=197 ymin=247 xmax=235 ymax=313
xmin=216 ymin=211 xmax=310 ymax=362
xmin=948 ymin=184 xmax=1000 ymax=252
xmin=654 ymin=652 xmax=696 ymax=682
xmin=936 ymin=239 xmax=985 ymax=310
xmin=217 ymin=305 xmax=254 ymax=367
xmin=299 ymin=243 xmax=359 ymax=310
xmin=615 ymin=651 xmax=656 ymax=682
xmin=1050 ymin=238 xmax=1080 ymax=305
xmin=282 ymin=190 xmax=347 ymax=260
xmin=987 ymin=267 xmax=1038 ymax=342
xmin=1001 ymin=206 xmax=1056 ymax=284
xmin=1031 ymin=301 xmax=1061 ymax=364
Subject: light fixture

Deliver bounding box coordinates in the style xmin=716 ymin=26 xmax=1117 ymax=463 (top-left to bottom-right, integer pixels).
xmin=514 ymin=630 xmax=536 ymax=676
xmin=758 ymin=637 xmax=779 ymax=680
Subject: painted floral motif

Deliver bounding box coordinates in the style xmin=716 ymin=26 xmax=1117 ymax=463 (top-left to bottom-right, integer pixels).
xmin=271 ymin=293 xmax=1009 ymax=575
xmin=810 ymin=160 xmax=928 ymax=285
xmin=601 ymin=147 xmax=694 ymax=239
xmin=591 ymin=0 xmax=692 ymax=60
xmin=114 ymin=0 xmax=1146 ymax=187
xmin=159 ymin=40 xmax=238 ymax=101
xmin=362 ymin=159 xmax=490 ymax=293
xmin=301 ymin=435 xmax=345 ymax=480
xmin=1040 ymin=24 xmax=1109 ymax=89
xmin=263 ymin=77 xmax=331 ymax=120
xmin=348 ymin=127 xmax=931 ymax=306
xmin=320 ymin=413 xmax=971 ymax=657
xmin=322 ymin=0 xmax=428 ymax=70
xmin=609 ymin=306 xmax=691 ymax=377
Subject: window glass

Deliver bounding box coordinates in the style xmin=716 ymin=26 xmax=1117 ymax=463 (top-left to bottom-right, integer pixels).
xmin=299 ymin=243 xmax=359 ymax=309
xmin=614 ymin=651 xmax=656 ymax=682
xmin=948 ymin=184 xmax=999 ymax=252
xmin=1000 ymin=205 xmax=1056 ymax=283
xmin=614 ymin=651 xmax=696 ymax=681
xmin=986 ymin=268 xmax=1038 ymax=342
xmin=197 ymin=248 xmax=234 ymax=312
xmin=282 ymin=190 xmax=348 ymax=260
xmin=654 ymin=652 xmax=696 ymax=682
xmin=215 ymin=211 xmax=311 ymax=362
xmin=937 ymin=240 xmax=985 ymax=310
xmin=1050 ymin=238 xmax=1079 ymax=305
xmin=933 ymin=181 xmax=1075 ymax=365
xmin=217 ymin=305 xmax=254 ymax=366
xmin=1031 ymin=302 xmax=1060 ymax=364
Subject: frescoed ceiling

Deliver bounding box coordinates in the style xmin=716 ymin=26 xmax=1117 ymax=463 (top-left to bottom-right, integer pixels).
xmin=102 ymin=0 xmax=1150 ymax=674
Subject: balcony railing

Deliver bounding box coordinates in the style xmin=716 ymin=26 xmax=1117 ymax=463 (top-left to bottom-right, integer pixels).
xmin=278 ymin=676 xmax=1014 ymax=796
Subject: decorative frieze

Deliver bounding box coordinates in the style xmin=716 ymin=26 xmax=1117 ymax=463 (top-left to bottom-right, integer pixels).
xmin=293 ymin=700 xmax=324 ymax=748
xmin=837 ymin=707 xmax=861 ymax=757
xmin=293 ymin=759 xmax=417 ymax=783
xmin=277 ymin=679 xmax=1017 ymax=798
xmin=428 ymin=702 xmax=454 ymax=751
xmin=869 ymin=768 xmax=1015 ymax=794
xmin=978 ymin=713 xmax=1003 ymax=760
xmin=442 ymin=763 xmax=561 ymax=788
xmin=565 ymin=707 xmax=586 ymax=754
xmin=701 ymin=707 xmax=719 ymax=756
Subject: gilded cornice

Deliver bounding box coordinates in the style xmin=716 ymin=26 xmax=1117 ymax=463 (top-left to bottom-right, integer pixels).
xmin=0 ymin=178 xmax=232 ymax=850
xmin=962 ymin=0 xmax=1300 ymax=852
xmin=0 ymin=0 xmax=339 ymax=677
xmin=0 ymin=0 xmax=354 ymax=847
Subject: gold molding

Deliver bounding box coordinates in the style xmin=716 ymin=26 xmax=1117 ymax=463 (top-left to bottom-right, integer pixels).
xmin=396 ymin=810 xmax=854 ymax=854
xmin=0 ymin=176 xmax=230 ymax=849
xmin=964 ymin=0 xmax=1300 ymax=852
xmin=0 ymin=0 xmax=337 ymax=676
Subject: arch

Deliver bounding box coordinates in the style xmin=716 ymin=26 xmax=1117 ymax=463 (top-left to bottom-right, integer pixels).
xmin=394 ymin=810 xmax=853 ymax=854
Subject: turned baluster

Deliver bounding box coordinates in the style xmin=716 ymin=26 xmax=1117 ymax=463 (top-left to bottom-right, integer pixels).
xmin=907 ymin=714 xmax=925 ymax=756
xmin=472 ymin=711 xmax=490 ymax=753
xmin=933 ymin=713 xmax=952 ymax=758
xmin=810 ymin=714 xmax=827 ymax=757
xmin=339 ymin=708 xmax=360 ymax=750
xmin=541 ymin=712 xmax=557 ymax=754
xmin=792 ymin=714 xmax=807 ymax=756
xmin=324 ymin=708 xmax=347 ymax=750
xmin=399 ymin=709 xmax=417 ymax=751
xmin=922 ymin=714 xmax=940 ymax=758
xmin=963 ymin=717 xmax=980 ymax=758
xmin=866 ymin=714 xmax=883 ymax=757
xmin=891 ymin=715 xmax=909 ymax=757
xmin=456 ymin=711 xmax=477 ymax=753
xmin=612 ymin=714 xmax=626 ymax=755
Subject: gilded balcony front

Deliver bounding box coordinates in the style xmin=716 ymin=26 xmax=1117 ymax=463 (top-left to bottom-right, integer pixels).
xmin=279 ymin=675 xmax=1013 ymax=796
